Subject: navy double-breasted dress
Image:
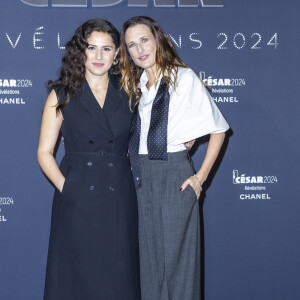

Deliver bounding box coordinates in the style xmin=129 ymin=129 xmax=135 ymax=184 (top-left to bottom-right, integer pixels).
xmin=44 ymin=75 xmax=141 ymax=300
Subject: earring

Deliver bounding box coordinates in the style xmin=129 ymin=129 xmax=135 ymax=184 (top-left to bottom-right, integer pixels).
xmin=113 ymin=58 xmax=118 ymax=65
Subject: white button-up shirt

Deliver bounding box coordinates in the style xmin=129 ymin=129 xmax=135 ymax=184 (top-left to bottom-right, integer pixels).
xmin=138 ymin=67 xmax=229 ymax=154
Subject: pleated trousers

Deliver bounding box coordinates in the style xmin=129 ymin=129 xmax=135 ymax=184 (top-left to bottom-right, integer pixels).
xmin=137 ymin=150 xmax=201 ymax=300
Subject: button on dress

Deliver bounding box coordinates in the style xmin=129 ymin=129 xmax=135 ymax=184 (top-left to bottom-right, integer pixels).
xmin=43 ymin=75 xmax=140 ymax=300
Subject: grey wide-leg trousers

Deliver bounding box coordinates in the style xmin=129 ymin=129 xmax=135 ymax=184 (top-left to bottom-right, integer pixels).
xmin=137 ymin=151 xmax=201 ymax=300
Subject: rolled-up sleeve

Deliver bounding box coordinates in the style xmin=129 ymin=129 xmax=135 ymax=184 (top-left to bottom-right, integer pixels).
xmin=169 ymin=68 xmax=229 ymax=145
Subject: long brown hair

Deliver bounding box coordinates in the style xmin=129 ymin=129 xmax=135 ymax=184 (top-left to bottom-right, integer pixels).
xmin=48 ymin=19 xmax=120 ymax=113
xmin=119 ymin=16 xmax=187 ymax=108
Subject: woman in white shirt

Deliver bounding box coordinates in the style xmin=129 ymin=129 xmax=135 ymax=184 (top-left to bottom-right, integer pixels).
xmin=119 ymin=16 xmax=229 ymax=300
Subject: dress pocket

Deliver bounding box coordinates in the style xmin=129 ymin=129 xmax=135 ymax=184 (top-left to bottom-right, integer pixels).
xmin=61 ymin=177 xmax=71 ymax=196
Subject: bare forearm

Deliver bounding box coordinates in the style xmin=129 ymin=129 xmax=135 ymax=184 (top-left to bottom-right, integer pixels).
xmin=196 ymin=132 xmax=225 ymax=184
xmin=37 ymin=151 xmax=65 ymax=192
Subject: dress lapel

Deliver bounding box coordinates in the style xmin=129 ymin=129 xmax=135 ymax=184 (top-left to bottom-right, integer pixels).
xmin=103 ymin=73 xmax=122 ymax=118
xmin=78 ymin=77 xmax=113 ymax=138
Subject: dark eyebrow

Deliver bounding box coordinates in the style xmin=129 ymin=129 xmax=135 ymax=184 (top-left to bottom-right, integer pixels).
xmin=87 ymin=44 xmax=113 ymax=48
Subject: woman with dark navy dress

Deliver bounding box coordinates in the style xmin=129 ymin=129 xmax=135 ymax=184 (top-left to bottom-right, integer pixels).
xmin=119 ymin=16 xmax=230 ymax=300
xmin=37 ymin=19 xmax=140 ymax=300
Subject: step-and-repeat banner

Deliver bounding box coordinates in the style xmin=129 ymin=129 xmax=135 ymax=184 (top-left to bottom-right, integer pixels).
xmin=1 ymin=0 xmax=299 ymax=299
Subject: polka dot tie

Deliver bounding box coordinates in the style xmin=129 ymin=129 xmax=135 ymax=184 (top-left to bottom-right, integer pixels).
xmin=129 ymin=78 xmax=170 ymax=189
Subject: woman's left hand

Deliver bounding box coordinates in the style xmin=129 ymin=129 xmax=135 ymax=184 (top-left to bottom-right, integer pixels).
xmin=180 ymin=176 xmax=202 ymax=199
xmin=184 ymin=139 xmax=195 ymax=151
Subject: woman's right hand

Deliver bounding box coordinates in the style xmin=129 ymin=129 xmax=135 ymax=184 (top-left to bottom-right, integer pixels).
xmin=59 ymin=177 xmax=66 ymax=193
xmin=37 ymin=89 xmax=65 ymax=191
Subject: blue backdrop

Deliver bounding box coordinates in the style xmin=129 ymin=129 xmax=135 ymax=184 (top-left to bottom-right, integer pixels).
xmin=1 ymin=0 xmax=299 ymax=299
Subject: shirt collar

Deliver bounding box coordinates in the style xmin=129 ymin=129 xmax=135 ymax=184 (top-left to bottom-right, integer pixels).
xmin=139 ymin=70 xmax=163 ymax=90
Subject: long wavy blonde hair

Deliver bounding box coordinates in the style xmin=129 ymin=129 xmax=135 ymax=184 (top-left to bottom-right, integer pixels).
xmin=119 ymin=16 xmax=187 ymax=108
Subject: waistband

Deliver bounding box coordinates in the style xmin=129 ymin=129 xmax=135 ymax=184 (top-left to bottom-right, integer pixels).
xmin=139 ymin=150 xmax=189 ymax=164
xmin=65 ymin=151 xmax=128 ymax=159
